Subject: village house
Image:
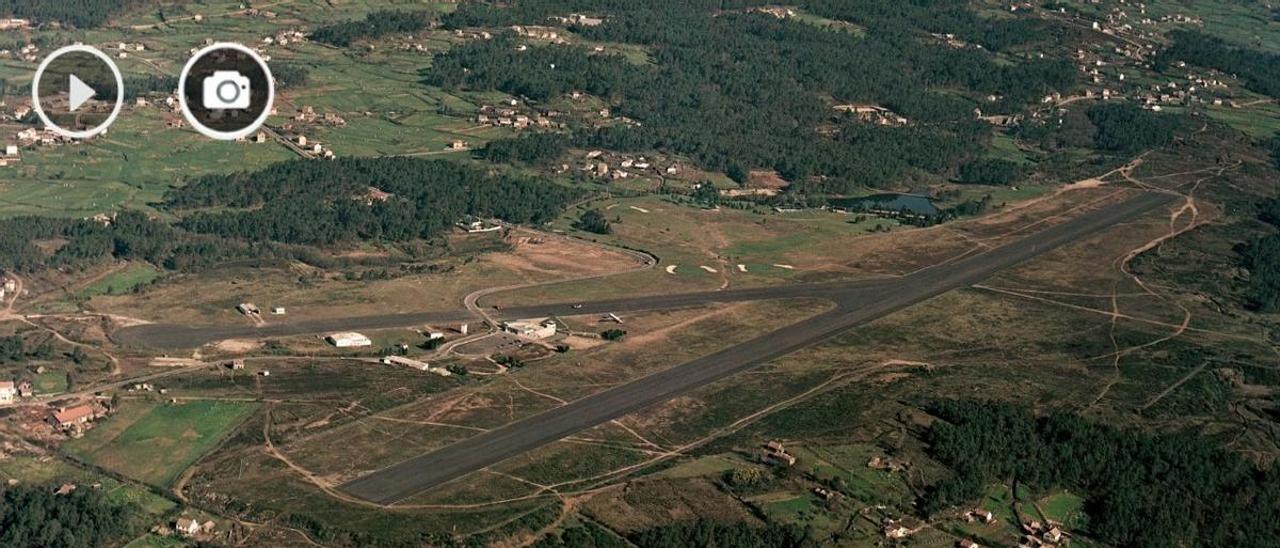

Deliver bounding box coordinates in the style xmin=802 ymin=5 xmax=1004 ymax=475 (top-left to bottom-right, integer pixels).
xmin=49 ymin=405 xmax=99 ymax=430
xmin=174 ymin=517 xmax=201 ymax=537
xmin=0 ymin=381 xmax=16 ymax=404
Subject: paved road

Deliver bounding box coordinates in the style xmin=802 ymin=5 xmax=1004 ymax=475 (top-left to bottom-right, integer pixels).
xmin=339 ymin=191 xmax=1176 ymax=504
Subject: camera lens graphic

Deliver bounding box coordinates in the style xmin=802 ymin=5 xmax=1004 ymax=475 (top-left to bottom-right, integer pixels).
xmin=218 ymin=81 xmax=241 ymax=103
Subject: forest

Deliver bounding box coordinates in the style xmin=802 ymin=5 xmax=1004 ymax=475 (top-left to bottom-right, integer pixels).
xmin=1239 ymin=198 xmax=1280 ymax=312
xmin=534 ymin=520 xmax=808 ymax=548
xmin=0 ymin=158 xmax=578 ymax=272
xmin=1161 ymin=30 xmax=1280 ymax=99
xmin=310 ymin=10 xmax=434 ymax=47
xmin=168 ymin=157 xmax=579 ymax=245
xmin=0 ymin=0 xmax=146 ymax=27
xmin=0 ymin=483 xmax=144 ymax=547
xmin=428 ymin=0 xmax=1076 ymax=193
xmin=922 ymin=400 xmax=1280 ymax=547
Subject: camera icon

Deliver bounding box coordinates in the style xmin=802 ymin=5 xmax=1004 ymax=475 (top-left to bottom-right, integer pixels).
xmin=202 ymin=71 xmax=251 ymax=110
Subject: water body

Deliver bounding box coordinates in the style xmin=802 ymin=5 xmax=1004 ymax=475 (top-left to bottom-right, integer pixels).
xmin=829 ymin=193 xmax=938 ymax=216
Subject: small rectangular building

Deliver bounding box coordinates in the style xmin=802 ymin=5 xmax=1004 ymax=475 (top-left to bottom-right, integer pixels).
xmin=0 ymin=381 xmax=15 ymax=403
xmin=326 ymin=332 xmax=372 ymax=348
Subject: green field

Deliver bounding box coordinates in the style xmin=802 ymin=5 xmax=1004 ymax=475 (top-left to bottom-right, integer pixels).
xmin=65 ymin=400 xmax=258 ymax=486
xmin=78 ymin=264 xmax=164 ymax=298
xmin=34 ymin=369 xmax=69 ymax=394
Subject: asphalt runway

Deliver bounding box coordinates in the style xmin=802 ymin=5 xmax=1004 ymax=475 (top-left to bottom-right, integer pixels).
xmin=111 ymin=276 xmax=901 ymax=349
xmin=339 ymin=191 xmax=1176 ymax=504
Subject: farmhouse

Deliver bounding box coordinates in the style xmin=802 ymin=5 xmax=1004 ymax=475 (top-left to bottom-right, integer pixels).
xmin=0 ymin=381 xmax=15 ymax=403
xmin=174 ymin=517 xmax=203 ymax=537
xmin=49 ymin=405 xmax=98 ymax=429
xmin=326 ymin=332 xmax=372 ymax=347
xmin=502 ymin=318 xmax=558 ymax=340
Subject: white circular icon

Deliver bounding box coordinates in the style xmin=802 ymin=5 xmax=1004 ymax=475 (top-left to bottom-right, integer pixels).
xmin=178 ymin=42 xmax=275 ymax=141
xmin=31 ymin=45 xmax=124 ymax=140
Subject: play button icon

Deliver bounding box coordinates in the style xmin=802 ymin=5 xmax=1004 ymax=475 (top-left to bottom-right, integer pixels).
xmin=32 ymin=45 xmax=123 ymax=139
xmin=68 ymin=74 xmax=97 ymax=112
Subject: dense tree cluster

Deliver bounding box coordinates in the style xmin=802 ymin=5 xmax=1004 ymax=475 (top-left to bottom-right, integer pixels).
xmin=480 ymin=133 xmax=570 ymax=165
xmin=1239 ymin=198 xmax=1280 ymax=312
xmin=0 ymin=0 xmax=146 ymax=27
xmin=922 ymin=400 xmax=1280 ymax=547
xmin=168 ymin=158 xmax=579 ymax=245
xmin=573 ymin=208 xmax=611 ymax=234
xmin=428 ymin=0 xmax=1076 ymax=192
xmin=1160 ymin=31 xmax=1280 ymax=99
xmin=0 ymin=334 xmax=53 ymax=364
xmin=629 ymin=520 xmax=809 ymax=548
xmin=956 ymin=158 xmax=1024 ymax=185
xmin=310 ymin=10 xmax=434 ymax=47
xmin=1086 ymin=103 xmax=1182 ymax=152
xmin=535 ymin=520 xmax=808 ymax=548
xmin=0 ymin=483 xmax=143 ymax=547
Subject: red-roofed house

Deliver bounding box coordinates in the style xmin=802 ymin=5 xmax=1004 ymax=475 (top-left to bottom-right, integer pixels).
xmin=49 ymin=405 xmax=97 ymax=429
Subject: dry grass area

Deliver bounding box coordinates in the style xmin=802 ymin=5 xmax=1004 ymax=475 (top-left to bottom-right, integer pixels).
xmin=86 ymin=230 xmax=641 ymax=327
xmin=270 ymin=300 xmax=830 ymax=485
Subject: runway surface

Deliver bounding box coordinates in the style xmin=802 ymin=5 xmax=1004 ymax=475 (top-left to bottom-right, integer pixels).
xmin=338 ymin=191 xmax=1175 ymax=504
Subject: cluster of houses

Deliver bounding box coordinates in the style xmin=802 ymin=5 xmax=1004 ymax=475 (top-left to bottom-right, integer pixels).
xmin=511 ymin=25 xmax=569 ymax=44
xmin=833 ymin=104 xmax=909 ymax=126
xmin=0 ymin=18 xmax=30 ymax=31
xmin=260 ymin=29 xmax=305 ymax=47
xmin=1021 ymin=520 xmax=1066 ymax=547
xmin=760 ymin=440 xmax=797 ymax=467
xmin=293 ymin=105 xmax=346 ymax=127
xmin=547 ymin=13 xmax=605 ymax=27
xmin=15 ymin=127 xmax=75 ymax=147
xmin=111 ymin=41 xmax=146 ymax=60
xmin=476 ymin=103 xmax=561 ymax=130
xmin=574 ymin=150 xmax=679 ymax=181
xmin=0 ymin=43 xmax=41 ymax=63
xmin=0 ymin=380 xmax=34 ymax=404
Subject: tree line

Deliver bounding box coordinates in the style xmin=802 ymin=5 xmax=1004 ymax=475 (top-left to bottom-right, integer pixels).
xmin=0 ymin=482 xmax=144 ymax=547
xmin=1239 ymin=197 xmax=1280 ymax=312
xmin=0 ymin=0 xmax=147 ymax=28
xmin=310 ymin=10 xmax=435 ymax=47
xmin=0 ymin=158 xmax=579 ymax=273
xmin=167 ymin=157 xmax=579 ymax=246
xmin=922 ymin=400 xmax=1280 ymax=547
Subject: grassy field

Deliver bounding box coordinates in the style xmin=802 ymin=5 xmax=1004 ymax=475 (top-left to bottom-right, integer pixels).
xmin=65 ymin=399 xmax=258 ymax=486
xmin=78 ymin=263 xmax=164 ymax=298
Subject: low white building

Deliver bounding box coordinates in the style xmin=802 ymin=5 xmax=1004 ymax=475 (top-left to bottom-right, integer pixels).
xmin=502 ymin=318 xmax=558 ymax=340
xmin=0 ymin=381 xmax=15 ymax=404
xmin=326 ymin=332 xmax=372 ymax=347
xmin=4 ymin=145 xmax=16 ymax=156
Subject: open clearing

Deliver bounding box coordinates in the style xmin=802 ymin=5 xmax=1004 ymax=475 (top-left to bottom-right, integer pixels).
xmin=65 ymin=399 xmax=258 ymax=486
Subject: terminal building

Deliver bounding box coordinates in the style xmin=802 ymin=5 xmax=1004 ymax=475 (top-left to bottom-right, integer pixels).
xmin=501 ymin=318 xmax=558 ymax=340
